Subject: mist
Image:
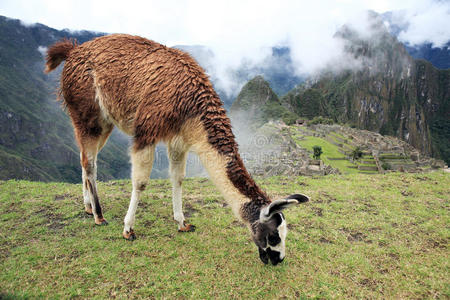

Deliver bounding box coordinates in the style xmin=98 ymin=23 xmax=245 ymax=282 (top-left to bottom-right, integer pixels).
xmin=1 ymin=0 xmax=448 ymax=99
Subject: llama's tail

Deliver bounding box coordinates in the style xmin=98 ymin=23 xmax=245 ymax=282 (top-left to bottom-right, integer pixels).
xmin=44 ymin=38 xmax=78 ymax=73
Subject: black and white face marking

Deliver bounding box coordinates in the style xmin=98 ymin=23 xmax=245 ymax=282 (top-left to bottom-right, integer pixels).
xmin=257 ymin=213 xmax=287 ymax=265
xmin=255 ymin=194 xmax=309 ymax=265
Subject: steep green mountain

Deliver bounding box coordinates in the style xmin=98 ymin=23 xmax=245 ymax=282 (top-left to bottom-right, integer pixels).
xmin=281 ymin=12 xmax=450 ymax=164
xmin=0 ymin=16 xmax=131 ymax=182
xmin=175 ymin=45 xmax=304 ymax=106
xmin=230 ymin=75 xmax=298 ymax=125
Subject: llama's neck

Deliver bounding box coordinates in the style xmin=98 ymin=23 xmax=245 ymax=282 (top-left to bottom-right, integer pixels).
xmin=182 ymin=116 xmax=269 ymax=223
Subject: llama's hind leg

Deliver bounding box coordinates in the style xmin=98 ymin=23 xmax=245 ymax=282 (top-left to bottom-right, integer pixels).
xmin=168 ymin=141 xmax=195 ymax=232
xmin=79 ymin=126 xmax=113 ymax=221
xmin=80 ymin=140 xmax=108 ymax=225
xmin=123 ymin=144 xmax=155 ymax=240
xmin=82 ymin=168 xmax=93 ymax=215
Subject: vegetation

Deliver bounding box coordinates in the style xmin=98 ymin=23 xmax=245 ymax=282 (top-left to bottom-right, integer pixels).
xmin=262 ymin=102 xmax=298 ymax=125
xmin=0 ymin=172 xmax=448 ymax=298
xmin=0 ymin=16 xmax=132 ymax=183
xmin=382 ymin=162 xmax=392 ymax=170
xmin=309 ymin=116 xmax=335 ymax=125
xmin=351 ymin=146 xmax=364 ymax=161
xmin=231 ymin=76 xmax=299 ymax=126
xmin=293 ymin=135 xmax=360 ymax=174
xmin=279 ymin=21 xmax=450 ymax=165
xmin=313 ymin=145 xmax=323 ymax=160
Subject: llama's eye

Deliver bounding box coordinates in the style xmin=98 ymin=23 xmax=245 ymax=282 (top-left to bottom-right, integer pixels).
xmin=268 ymin=231 xmax=281 ymax=246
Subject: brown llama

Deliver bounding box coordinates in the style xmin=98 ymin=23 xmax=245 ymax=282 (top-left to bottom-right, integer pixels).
xmin=45 ymin=34 xmax=309 ymax=265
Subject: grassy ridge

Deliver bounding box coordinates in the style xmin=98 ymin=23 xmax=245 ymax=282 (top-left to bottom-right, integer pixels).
xmin=0 ymin=172 xmax=449 ymax=298
xmin=294 ymin=135 xmax=360 ymax=174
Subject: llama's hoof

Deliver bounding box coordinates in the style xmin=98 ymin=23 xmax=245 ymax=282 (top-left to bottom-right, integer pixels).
xmin=85 ymin=207 xmax=93 ymax=215
xmin=123 ymin=229 xmax=136 ymax=241
xmin=178 ymin=223 xmax=196 ymax=232
xmin=95 ymin=218 xmax=108 ymax=226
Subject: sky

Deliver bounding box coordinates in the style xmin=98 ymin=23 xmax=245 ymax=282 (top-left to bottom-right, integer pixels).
xmin=1 ymin=0 xmax=449 ymax=93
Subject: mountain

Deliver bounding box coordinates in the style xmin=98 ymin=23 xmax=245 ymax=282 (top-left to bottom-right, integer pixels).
xmin=175 ymin=45 xmax=304 ymax=106
xmin=381 ymin=11 xmax=450 ymax=70
xmin=230 ymin=76 xmax=297 ymax=125
xmin=0 ymin=15 xmax=131 ymax=182
xmin=405 ymin=43 xmax=450 ymax=70
xmin=281 ymin=12 xmax=450 ymax=164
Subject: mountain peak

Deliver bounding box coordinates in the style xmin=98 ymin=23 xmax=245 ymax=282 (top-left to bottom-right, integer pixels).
xmin=230 ymin=76 xmax=298 ymax=125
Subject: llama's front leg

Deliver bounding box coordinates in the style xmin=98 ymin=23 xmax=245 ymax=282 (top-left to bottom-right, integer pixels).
xmin=123 ymin=145 xmax=155 ymax=240
xmin=168 ymin=145 xmax=195 ymax=232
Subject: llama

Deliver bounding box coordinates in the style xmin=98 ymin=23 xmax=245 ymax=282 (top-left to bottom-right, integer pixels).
xmin=45 ymin=34 xmax=309 ymax=265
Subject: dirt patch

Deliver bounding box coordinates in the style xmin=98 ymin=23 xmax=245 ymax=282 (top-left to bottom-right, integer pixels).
xmin=287 ymin=223 xmax=298 ymax=230
xmin=347 ymin=232 xmax=367 ymax=242
xmin=184 ymin=203 xmax=199 ymax=218
xmin=340 ymin=228 xmax=370 ymax=243
xmin=378 ymin=240 xmax=388 ymax=247
xmin=316 ymin=191 xmax=336 ymax=203
xmin=70 ymin=210 xmax=91 ymax=220
xmin=414 ymin=175 xmax=431 ymax=181
xmin=319 ymin=237 xmax=333 ymax=244
xmin=35 ymin=207 xmax=66 ymax=230
xmin=138 ymin=201 xmax=150 ymax=209
xmin=427 ymin=238 xmax=448 ymax=249
xmin=368 ymin=226 xmax=381 ymax=232
xmin=358 ymin=278 xmax=380 ymax=291
xmin=361 ymin=203 xmax=379 ymax=215
xmin=3 ymin=202 xmax=19 ymax=213
xmin=312 ymin=207 xmax=323 ymax=217
xmin=54 ymin=194 xmax=70 ymax=201
xmin=0 ymin=241 xmax=11 ymax=260
xmin=231 ymin=220 xmax=246 ymax=228
xmin=142 ymin=219 xmax=155 ymax=227
xmin=401 ymin=190 xmax=414 ymax=197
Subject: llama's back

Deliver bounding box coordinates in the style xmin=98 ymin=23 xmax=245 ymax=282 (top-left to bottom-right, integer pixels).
xmin=60 ymin=34 xmax=222 ymax=142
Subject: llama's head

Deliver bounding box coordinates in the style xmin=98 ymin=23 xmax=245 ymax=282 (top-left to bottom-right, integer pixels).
xmin=251 ymin=194 xmax=309 ymax=265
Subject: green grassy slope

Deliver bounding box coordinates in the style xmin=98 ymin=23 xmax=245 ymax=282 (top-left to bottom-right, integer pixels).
xmin=1 ymin=172 xmax=448 ymax=298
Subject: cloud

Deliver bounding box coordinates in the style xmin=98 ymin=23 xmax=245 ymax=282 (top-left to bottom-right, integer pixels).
xmin=393 ymin=1 xmax=450 ymax=47
xmin=1 ymin=0 xmax=448 ymax=96
xmin=37 ymin=45 xmax=47 ymax=56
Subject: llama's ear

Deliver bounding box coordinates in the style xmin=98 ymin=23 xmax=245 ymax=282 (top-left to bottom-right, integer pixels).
xmin=286 ymin=193 xmax=310 ymax=203
xmin=260 ymin=194 xmax=309 ymax=223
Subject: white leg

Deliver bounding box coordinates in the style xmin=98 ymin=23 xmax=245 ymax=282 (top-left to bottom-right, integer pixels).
xmin=123 ymin=145 xmax=155 ymax=240
xmin=168 ymin=140 xmax=195 ymax=232
xmin=81 ymin=165 xmax=91 ymax=213
xmin=169 ymin=150 xmax=188 ymax=229
xmin=80 ymin=145 xmax=106 ymax=225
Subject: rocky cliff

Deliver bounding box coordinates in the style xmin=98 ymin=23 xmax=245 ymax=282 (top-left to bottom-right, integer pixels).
xmin=281 ymin=12 xmax=450 ymax=164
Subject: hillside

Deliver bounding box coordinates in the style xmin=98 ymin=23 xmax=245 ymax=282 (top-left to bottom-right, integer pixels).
xmin=1 ymin=173 xmax=448 ymax=298
xmin=281 ymin=12 xmax=450 ymax=164
xmin=0 ymin=16 xmax=132 ymax=182
xmin=230 ymin=76 xmax=297 ymax=125
xmin=175 ymin=45 xmax=304 ymax=105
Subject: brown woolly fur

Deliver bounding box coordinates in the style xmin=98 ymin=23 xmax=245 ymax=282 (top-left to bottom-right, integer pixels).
xmin=46 ymin=34 xmax=270 ymax=223
xmin=45 ymin=38 xmax=78 ymax=73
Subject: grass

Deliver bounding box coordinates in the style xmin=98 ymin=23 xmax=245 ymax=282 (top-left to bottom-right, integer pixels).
xmin=0 ymin=172 xmax=449 ymax=298
xmin=294 ymin=135 xmax=360 ymax=174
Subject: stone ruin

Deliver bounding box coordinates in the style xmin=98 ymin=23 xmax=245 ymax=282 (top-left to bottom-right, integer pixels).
xmin=235 ymin=121 xmax=340 ymax=177
xmin=309 ymin=124 xmax=447 ymax=173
